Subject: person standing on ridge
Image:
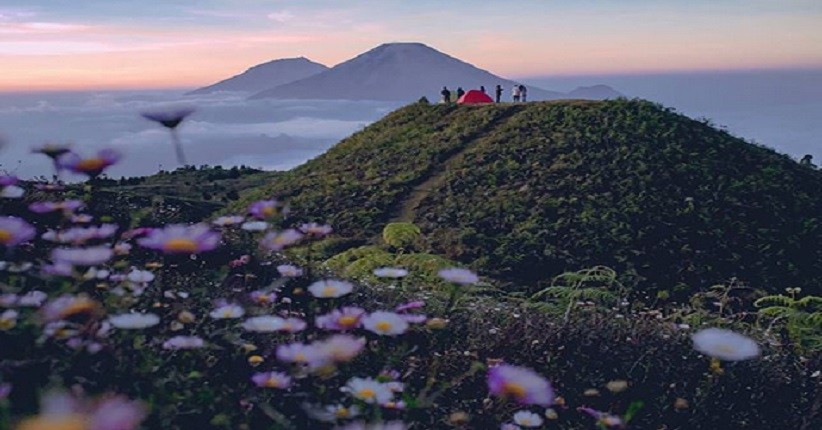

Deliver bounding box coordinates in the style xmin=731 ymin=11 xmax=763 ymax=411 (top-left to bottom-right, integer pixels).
xmin=480 ymin=85 xmax=486 ymax=94
xmin=520 ymin=84 xmax=528 ymax=102
xmin=512 ymin=85 xmax=521 ymax=102
xmin=456 ymin=87 xmax=465 ymax=100
xmin=441 ymin=86 xmax=451 ymax=103
xmin=800 ymin=154 xmax=816 ymax=168
xmin=495 ymin=85 xmax=503 ymax=103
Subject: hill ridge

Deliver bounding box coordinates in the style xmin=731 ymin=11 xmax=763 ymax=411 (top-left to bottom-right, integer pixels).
xmin=233 ymin=99 xmax=822 ymax=294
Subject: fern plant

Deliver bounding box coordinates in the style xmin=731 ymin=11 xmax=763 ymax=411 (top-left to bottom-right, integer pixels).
xmin=755 ymin=289 xmax=822 ymax=351
xmin=530 ymin=266 xmax=625 ymax=323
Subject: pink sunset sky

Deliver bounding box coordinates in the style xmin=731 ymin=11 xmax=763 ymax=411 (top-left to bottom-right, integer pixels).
xmin=1 ymin=0 xmax=821 ymax=92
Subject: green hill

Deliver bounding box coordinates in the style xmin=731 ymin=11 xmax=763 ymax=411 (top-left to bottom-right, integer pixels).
xmin=233 ymin=99 xmax=822 ymax=295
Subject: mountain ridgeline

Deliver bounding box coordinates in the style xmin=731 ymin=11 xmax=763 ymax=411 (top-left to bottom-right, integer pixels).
xmin=234 ymin=99 xmax=822 ymax=295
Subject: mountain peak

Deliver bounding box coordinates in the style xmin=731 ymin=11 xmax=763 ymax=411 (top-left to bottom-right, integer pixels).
xmin=187 ymin=57 xmax=328 ymax=95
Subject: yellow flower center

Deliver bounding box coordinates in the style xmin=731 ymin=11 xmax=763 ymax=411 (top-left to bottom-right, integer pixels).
xmin=76 ymin=158 xmax=106 ymax=172
xmin=262 ymin=206 xmax=276 ymax=217
xmin=321 ymin=286 xmax=337 ymax=297
xmin=60 ymin=299 xmax=97 ymax=319
xmin=715 ymin=344 xmax=737 ymax=355
xmin=0 ymin=229 xmax=12 ymax=244
xmin=358 ymin=388 xmax=376 ymax=399
xmin=375 ymin=321 xmax=393 ymax=332
xmin=334 ymin=408 xmax=350 ymax=418
xmin=17 ymin=415 xmax=88 ymax=430
xmin=0 ymin=319 xmax=16 ymax=330
xmin=295 ymin=352 xmax=307 ymax=362
xmin=264 ymin=378 xmax=282 ymax=388
xmin=502 ymin=382 xmax=527 ymax=399
xmin=338 ymin=315 xmax=358 ymax=327
xmin=163 ymin=238 xmax=198 ymax=253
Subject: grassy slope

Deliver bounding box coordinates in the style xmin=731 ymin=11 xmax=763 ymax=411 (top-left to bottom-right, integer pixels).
xmin=233 ymin=99 xmax=822 ymax=294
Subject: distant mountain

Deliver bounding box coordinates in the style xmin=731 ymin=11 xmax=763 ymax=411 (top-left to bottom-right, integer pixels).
xmin=566 ymin=84 xmax=623 ymax=100
xmin=249 ymin=42 xmax=569 ymax=101
xmin=187 ymin=57 xmax=328 ymax=95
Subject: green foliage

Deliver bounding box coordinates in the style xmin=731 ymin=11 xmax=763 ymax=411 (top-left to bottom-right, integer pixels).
xmin=755 ymin=291 xmax=822 ymax=351
xmin=382 ymin=222 xmax=422 ymax=250
xmin=323 ymin=245 xmax=458 ymax=288
xmin=228 ymin=99 xmax=822 ymax=295
xmin=530 ymin=266 xmax=623 ymax=321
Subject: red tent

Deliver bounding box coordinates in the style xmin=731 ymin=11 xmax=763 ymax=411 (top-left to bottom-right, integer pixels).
xmin=457 ymin=89 xmax=493 ymax=104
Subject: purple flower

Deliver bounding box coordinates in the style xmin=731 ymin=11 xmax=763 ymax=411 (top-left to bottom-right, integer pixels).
xmin=0 ymin=216 xmax=36 ymax=247
xmin=577 ymin=407 xmax=625 ymax=428
xmin=141 ymin=107 xmax=195 ymax=129
xmin=251 ymin=371 xmax=292 ymax=389
xmin=315 ymin=307 xmax=366 ymax=331
xmin=137 ymin=224 xmax=220 ymax=254
xmin=316 ymin=334 xmax=366 ymax=363
xmin=32 ymin=143 xmax=72 ymax=159
xmin=0 ymin=175 xmax=18 ymax=186
xmin=51 ymin=246 xmax=113 ymax=266
xmin=162 ymin=335 xmax=205 ymax=350
xmin=259 ymin=229 xmax=303 ymax=251
xmin=487 ymin=364 xmax=555 ymax=406
xmin=28 ymin=199 xmax=84 ymax=214
xmin=0 ymin=383 xmax=10 ymax=400
xmin=299 ymin=222 xmax=333 ymax=237
xmin=248 ymin=199 xmax=285 ymax=219
xmin=395 ymin=300 xmax=425 ymax=312
xmin=57 ymin=149 xmax=121 ymax=178
xmin=276 ymin=342 xmax=329 ymax=366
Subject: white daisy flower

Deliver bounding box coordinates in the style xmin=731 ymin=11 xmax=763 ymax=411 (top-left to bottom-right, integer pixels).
xmin=373 ymin=267 xmax=409 ymax=278
xmin=692 ymin=328 xmax=761 ymax=361
xmin=109 ymin=313 xmax=161 ymax=329
xmin=241 ymin=221 xmax=269 ymax=231
xmin=343 ymin=377 xmax=394 ymax=404
xmin=209 ymin=304 xmax=245 ymax=319
xmin=513 ymin=410 xmax=544 ymax=427
xmin=437 ymin=267 xmax=479 ymax=284
xmin=308 ymin=279 xmax=354 ymax=298
xmin=361 ymin=311 xmax=409 ymax=336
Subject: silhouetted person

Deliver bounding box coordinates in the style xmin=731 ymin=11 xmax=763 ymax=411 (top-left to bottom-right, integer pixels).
xmin=519 ymin=84 xmax=528 ymax=102
xmin=441 ymin=86 xmax=451 ymax=103
xmin=456 ymin=87 xmax=465 ymax=100
xmin=800 ymin=154 xmax=816 ymax=168
xmin=512 ymin=85 xmax=521 ymax=102
xmin=480 ymin=85 xmax=486 ymax=94
xmin=495 ymin=85 xmax=503 ymax=103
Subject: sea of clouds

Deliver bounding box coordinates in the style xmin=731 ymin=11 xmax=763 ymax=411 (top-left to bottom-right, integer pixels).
xmin=0 ymin=90 xmax=402 ymax=179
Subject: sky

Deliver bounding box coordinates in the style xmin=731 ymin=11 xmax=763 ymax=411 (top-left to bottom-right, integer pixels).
xmin=1 ymin=0 xmax=821 ymax=91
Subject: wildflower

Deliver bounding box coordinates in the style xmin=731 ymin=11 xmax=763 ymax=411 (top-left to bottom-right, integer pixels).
xmin=305 ymin=403 xmax=361 ymax=422
xmin=57 ymin=148 xmax=121 ymax=178
xmin=248 ymin=355 xmax=264 ymax=366
xmin=249 ymin=290 xmax=277 ymax=305
xmin=51 ymin=246 xmax=113 ymax=266
xmin=438 ymin=267 xmax=479 ymax=284
xmin=16 ymin=391 xmax=146 ymax=430
xmin=127 ymin=268 xmax=155 ymax=284
xmin=374 ymin=267 xmax=409 ymax=279
xmin=248 ymin=199 xmax=284 ymax=219
xmin=299 ymin=222 xmax=333 ymax=237
xmin=362 ymin=311 xmax=409 ymax=336
xmin=0 ymin=309 xmax=18 ymax=330
xmin=316 ymin=307 xmax=366 ymax=331
xmin=137 ymin=224 xmax=220 ymax=254
xmin=259 ymin=229 xmax=303 ymax=251
xmin=32 ymin=142 xmax=72 ymax=159
xmin=308 ymin=279 xmax=354 ymax=299
xmin=488 ymin=364 xmax=555 ymax=406
xmin=163 ymin=335 xmax=205 ymax=350
xmin=317 ymin=334 xmax=366 ymax=362
xmin=0 ymin=216 xmax=36 ymax=247
xmin=141 ymin=107 xmax=194 ymax=129
xmin=0 ymin=294 xmax=17 ymax=307
xmin=209 ymin=304 xmax=245 ymax=319
xmin=251 ymin=371 xmax=292 ymax=389
xmin=113 ymin=243 xmax=132 ymax=255
xmin=42 ymin=262 xmax=74 ymax=277
xmin=212 ymin=215 xmax=245 ymax=227
xmin=395 ymin=300 xmax=424 ymax=312
xmin=28 ymin=199 xmax=83 ymax=214
xmin=691 ymin=328 xmax=761 ymax=361
xmin=277 ymin=264 xmax=303 ymax=277
xmin=545 ymin=408 xmax=559 ymax=420
xmin=41 ymin=295 xmax=101 ymax=322
xmin=276 ymin=342 xmax=328 ymax=366
xmin=577 ymin=407 xmax=624 ymax=428
xmin=1 ymin=184 xmax=24 ymax=199
xmin=241 ymin=221 xmax=269 ymax=231
xmin=513 ymin=410 xmax=543 ymax=427
xmin=242 ymin=316 xmax=305 ymax=333
xmin=109 ymin=313 xmax=161 ymax=329
xmin=70 ymin=213 xmax=93 ymax=223
xmin=343 ymin=377 xmax=394 ymax=405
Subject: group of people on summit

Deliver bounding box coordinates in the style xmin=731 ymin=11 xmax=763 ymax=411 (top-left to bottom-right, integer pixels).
xmin=440 ymin=84 xmax=528 ymax=103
